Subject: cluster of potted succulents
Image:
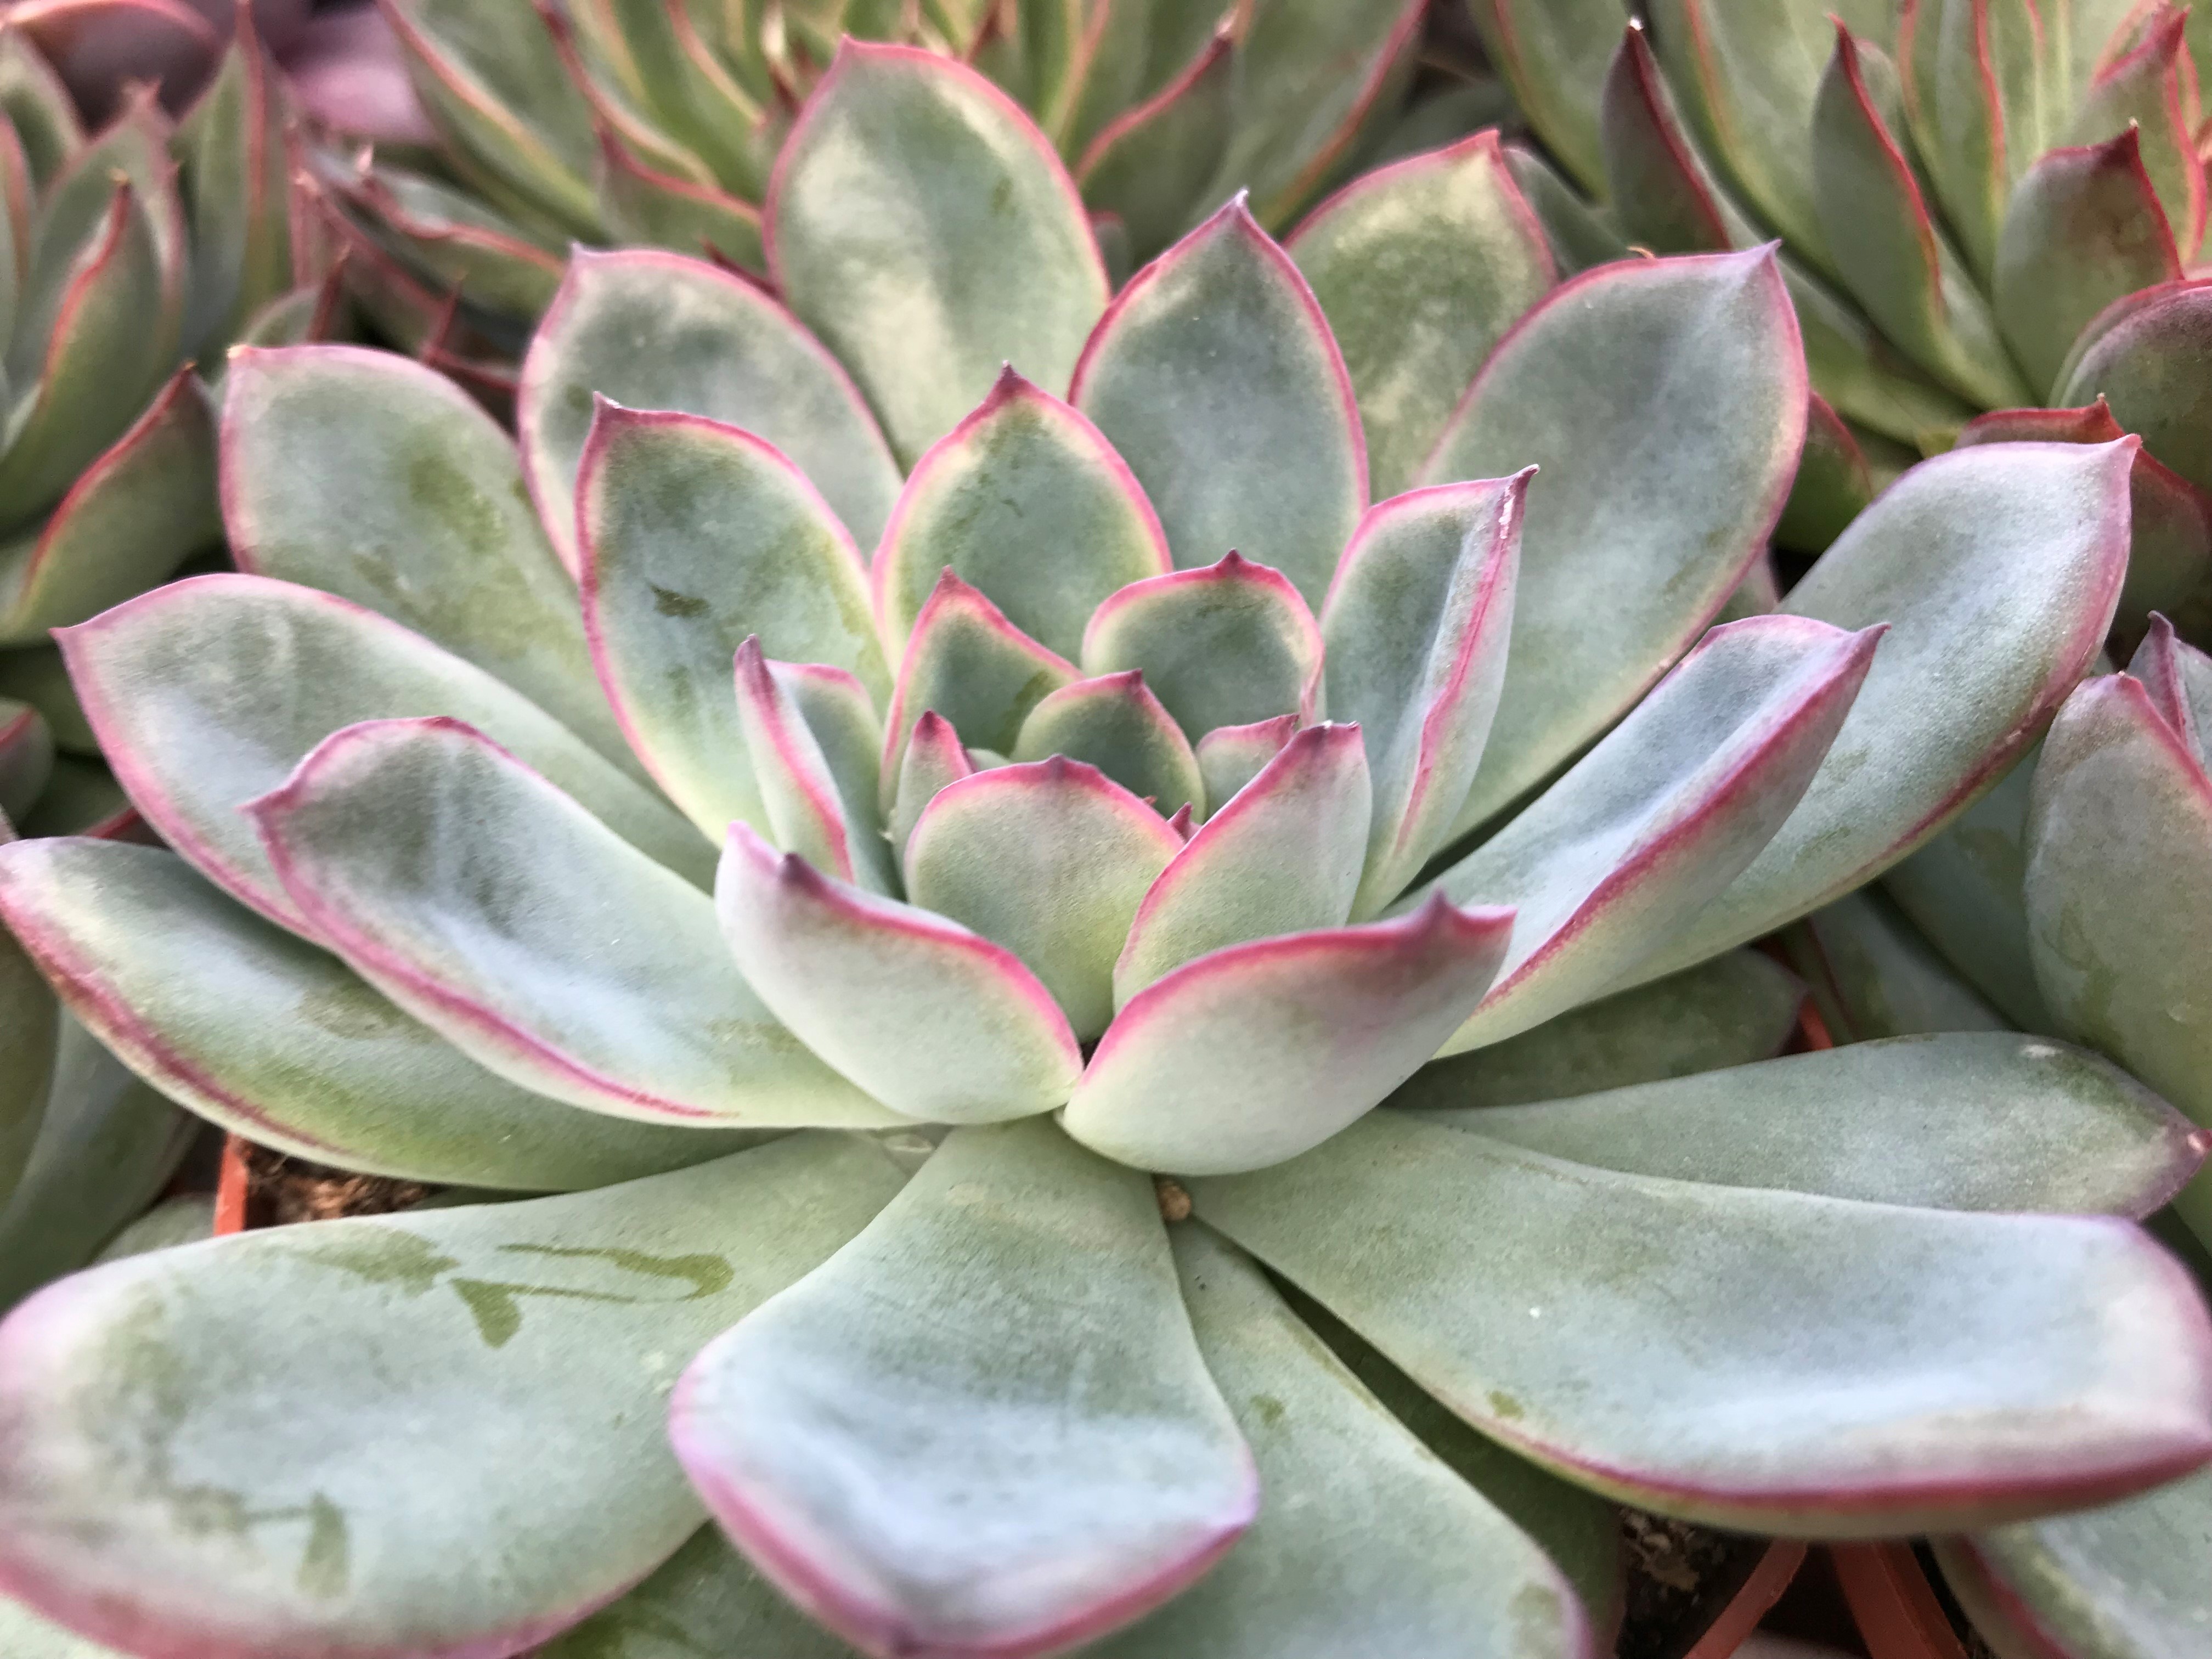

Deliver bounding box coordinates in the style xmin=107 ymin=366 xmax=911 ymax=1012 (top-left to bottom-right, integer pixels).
xmin=0 ymin=2 xmax=2206 ymax=1656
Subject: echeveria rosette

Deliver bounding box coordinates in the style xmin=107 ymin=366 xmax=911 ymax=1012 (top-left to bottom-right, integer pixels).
xmin=0 ymin=41 xmax=2209 ymax=1659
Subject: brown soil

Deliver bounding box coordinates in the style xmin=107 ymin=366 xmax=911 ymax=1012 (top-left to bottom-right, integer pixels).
xmin=1617 ymin=1509 xmax=1771 ymax=1659
xmin=241 ymin=1142 xmax=431 ymax=1229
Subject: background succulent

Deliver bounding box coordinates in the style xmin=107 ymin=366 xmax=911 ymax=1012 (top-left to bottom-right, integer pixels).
xmin=0 ymin=39 xmax=2207 ymax=1659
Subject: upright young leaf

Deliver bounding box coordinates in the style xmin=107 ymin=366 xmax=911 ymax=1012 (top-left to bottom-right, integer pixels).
xmin=1074 ymin=30 xmax=1233 ymax=266
xmin=1011 ymin=673 xmax=1204 ymax=820
xmin=2064 ymin=5 xmax=2205 ymax=259
xmin=1462 ymin=0 xmax=1625 ymax=195
xmin=1598 ymin=21 xmax=1747 ymax=258
xmin=1900 ymin=0 xmax=2045 ymax=286
xmin=1193 ymin=715 xmax=1299 ymax=815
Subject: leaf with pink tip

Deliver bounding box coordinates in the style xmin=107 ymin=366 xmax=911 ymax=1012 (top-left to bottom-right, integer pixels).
xmin=1064 ymin=892 xmax=1513 ymax=1173
xmin=336 ymin=159 xmax=568 ymax=319
xmin=1114 ymin=724 xmax=1372 ymax=1005
xmin=873 ymin=368 xmax=1170 ymax=661
xmin=2065 ymin=5 xmax=2205 ymax=259
xmin=1012 ymin=672 xmax=1203 ymax=820
xmin=2057 ymin=281 xmax=2212 ymax=498
xmin=1421 ymin=247 xmax=1806 ymax=840
xmin=59 ymin=573 xmax=712 ymax=933
xmin=905 ymin=758 xmax=1180 ymax=1040
xmin=717 ymin=823 xmax=1082 ymax=1123
xmin=672 ymin=1119 xmax=1255 ymax=1659
xmin=768 ymin=42 xmax=1108 ymax=469
xmin=521 ymin=248 xmax=901 ymax=567
xmin=577 ymin=403 xmax=888 ymax=845
xmin=1324 ymin=476 xmax=1526 ymax=919
xmin=1193 ymin=715 xmax=1298 ymax=815
xmin=772 ymin=659 xmax=898 ymax=895
xmin=1597 ymin=20 xmax=1743 ymax=258
xmin=888 ymin=708 xmax=974 ymax=864
xmin=732 ymin=639 xmax=864 ymax=889
xmin=2129 ymin=615 xmax=2212 ymax=769
xmin=1462 ymin=0 xmax=1621 ymax=195
xmin=879 ymin=571 xmax=1077 ymax=808
xmin=0 ymin=30 xmax=82 ymax=188
xmin=1070 ymin=198 xmax=1366 ymax=608
xmin=1994 ymin=129 xmax=2182 ymax=401
xmin=0 ymin=838 xmax=767 ymax=1189
xmin=1074 ymin=28 xmax=1232 ymax=267
xmin=595 ymin=131 xmax=766 ymax=274
xmin=1811 ymin=25 xmax=2033 ymax=410
xmin=251 ymin=716 xmax=895 ymax=1129
xmin=1192 ymin=1110 xmax=2212 ymax=1535
xmin=1422 ymin=616 xmax=1880 ymax=1053
xmin=0 ymin=698 xmax=49 ymax=832
xmin=223 ymin=344 xmax=639 ymax=778
xmin=1289 ymin=132 xmax=1556 ymax=501
xmin=0 ymin=1135 xmax=906 ymax=1659
xmin=1627 ymin=438 xmax=2136 ymax=985
xmin=1899 ymin=0 xmax=2042 ymax=286
xmin=1080 ymin=552 xmax=1323 ymax=743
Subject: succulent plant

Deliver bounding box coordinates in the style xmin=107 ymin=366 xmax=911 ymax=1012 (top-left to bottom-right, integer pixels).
xmin=0 ymin=41 xmax=2208 ymax=1659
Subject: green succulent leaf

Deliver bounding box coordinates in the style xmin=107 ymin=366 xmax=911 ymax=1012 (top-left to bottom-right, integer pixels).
xmin=57 ymin=574 xmax=712 ymax=931
xmin=0 ymin=838 xmax=772 ymax=1190
xmin=1073 ymin=30 xmax=1233 ymax=266
xmin=577 ymin=402 xmax=887 ymax=849
xmin=1774 ymin=394 xmax=1876 ymax=556
xmin=769 ymin=41 xmax=1108 ymax=469
xmin=1901 ymin=0 xmax=2045 ymax=287
xmin=889 ymin=708 xmax=976 ymax=863
xmin=670 ymin=1120 xmax=1255 ymax=1659
xmin=905 ymin=758 xmax=1181 ymax=1040
xmin=0 ymin=1135 xmax=906 ymax=1656
xmin=2056 ymin=282 xmax=2212 ymax=499
xmin=1079 ymin=552 xmax=1322 ymax=742
xmin=1011 ymin=672 xmax=1204 ymax=820
xmin=0 ymin=911 xmax=55 ymax=1206
xmin=0 ymin=695 xmax=50 ymax=828
xmin=1499 ymin=142 xmax=1629 ymax=276
xmin=179 ymin=14 xmax=292 ymax=356
xmin=1290 ymin=132 xmax=1556 ymax=504
xmin=1421 ymin=247 xmax=1805 ymax=838
xmin=594 ymin=133 xmax=767 ymax=274
xmin=1413 ymin=1032 xmax=2208 ymax=1217
xmin=1462 ymin=0 xmax=1625 ymax=196
xmin=1598 ymin=21 xmax=1748 ymax=257
xmin=340 ymin=163 xmax=569 ymax=319
xmin=733 ymin=641 xmax=878 ymax=891
xmin=1629 ymin=437 xmax=2134 ymax=983
xmin=1192 ymin=1110 xmax=2212 ymax=1535
xmin=718 ymin=823 xmax=1082 ymax=1124
xmin=2065 ymin=7 xmax=2206 ymax=261
xmin=0 ymin=31 xmax=82 ymax=189
xmin=536 ymin=1523 xmax=855 ymax=1659
xmin=873 ymin=366 xmax=1171 ymax=662
xmin=521 ymin=247 xmax=901 ymax=568
xmin=1192 ymin=714 xmax=1297 ymax=814
xmin=1787 ymin=888 xmax=2010 ymax=1042
xmin=252 ymin=715 xmax=894 ymax=1130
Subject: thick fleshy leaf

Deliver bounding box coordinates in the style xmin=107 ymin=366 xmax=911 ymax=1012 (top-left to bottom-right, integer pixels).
xmin=888 ymin=708 xmax=974 ymax=862
xmin=58 ymin=574 xmax=712 ymax=932
xmin=1011 ymin=673 xmax=1203 ymax=819
xmin=1192 ymin=1110 xmax=2212 ymax=1535
xmin=872 ymin=367 xmax=1170 ymax=661
xmin=1427 ymin=616 xmax=1880 ymax=1052
xmin=1628 ymin=439 xmax=2135 ymax=984
xmin=1461 ymin=0 xmax=1622 ymax=195
xmin=1193 ymin=714 xmax=1297 ymax=814
xmin=905 ymin=758 xmax=1181 ymax=1040
xmin=223 ymin=345 xmax=636 ymax=776
xmin=536 ymin=1523 xmax=853 ymax=1659
xmin=578 ymin=403 xmax=888 ymax=847
xmin=2131 ymin=616 xmax=2212 ymax=767
xmin=672 ymin=1120 xmax=1255 ymax=1659
xmin=338 ymin=160 xmax=567 ymax=319
xmin=879 ymin=572 xmax=1077 ymax=805
xmin=0 ymin=1136 xmax=906 ymax=1657
xmin=1414 ymin=1033 xmax=2208 ymax=1217
xmin=1936 ymin=1467 xmax=2212 ymax=1659
xmin=1080 ymin=552 xmax=1322 ymax=742
xmin=0 ymin=698 xmax=51 ymax=828
xmin=1421 ymin=248 xmax=1805 ymax=837
xmin=1995 ymin=129 xmax=2182 ymax=402
xmin=1073 ymin=29 xmax=1232 ymax=267
xmin=2057 ymin=282 xmax=2212 ymax=498
xmin=1786 ymin=889 xmax=2009 ymax=1042
xmin=0 ymin=650 xmax=89 ymax=756
xmin=1070 ymin=198 xmax=1365 ymax=608
xmin=1388 ymin=949 xmax=1803 ymax=1113
xmin=1900 ymin=0 xmax=2041 ymax=286
xmin=2026 ymin=673 xmax=2212 ymax=1136
xmin=763 ymin=659 xmax=896 ymax=895
xmin=0 ymin=838 xmax=769 ymax=1189
xmin=251 ymin=716 xmax=891 ymax=1130
xmin=595 ymin=131 xmax=766 ymax=273
xmin=1774 ymin=394 xmax=1876 ymax=556
xmin=520 ymin=247 xmax=901 ymax=567
xmin=768 ymin=42 xmax=1108 ymax=469
xmin=1288 ymin=132 xmax=1555 ymax=500
xmin=733 ymin=638 xmax=862 ymax=885
xmin=1501 ymin=141 xmax=1629 ymax=276
xmin=1063 ymin=893 xmax=1513 ymax=1173
xmin=2066 ymin=7 xmax=2205 ymax=261
xmin=1812 ymin=26 xmax=2033 ymax=411
xmin=1086 ymin=1224 xmax=1589 ymax=1659
xmin=1598 ymin=20 xmax=1747 ymax=257
xmin=718 ymin=823 xmax=1082 ymax=1124
xmin=0 ymin=30 xmax=83 ymax=187
xmin=1324 ymin=476 xmax=1525 ymax=917
xmin=1113 ymin=723 xmax=1371 ymax=1003
xmin=0 ymin=916 xmax=55 ymax=1204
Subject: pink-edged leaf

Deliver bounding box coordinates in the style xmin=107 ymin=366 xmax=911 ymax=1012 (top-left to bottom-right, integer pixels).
xmin=1460 ymin=0 xmax=1618 ymax=196
xmin=1063 ymin=893 xmax=1514 ymax=1174
xmin=1069 ymin=198 xmax=1366 ymax=610
xmin=2064 ymin=4 xmax=2205 ymax=260
xmin=905 ymin=758 xmax=1181 ymax=1041
xmin=1598 ymin=21 xmax=1739 ymax=256
xmin=716 ymin=822 xmax=1082 ymax=1124
xmin=888 ymin=708 xmax=975 ymax=863
xmin=879 ymin=571 xmax=1077 ymax=809
xmin=1192 ymin=1110 xmax=2212 ymax=1535
xmin=60 ymin=573 xmax=712 ymax=933
xmin=733 ymin=638 xmax=860 ymax=889
xmin=1010 ymin=672 xmax=1203 ymax=821
xmin=1323 ymin=475 xmax=1527 ymax=919
xmin=1079 ymin=552 xmax=1322 ymax=744
xmin=767 ymin=41 xmax=1108 ymax=468
xmin=1114 ymin=723 xmax=1372 ymax=1006
xmin=872 ymin=366 xmax=1170 ymax=662
xmin=769 ymin=658 xmax=897 ymax=895
xmin=521 ymin=247 xmax=902 ymax=567
xmin=1193 ymin=714 xmax=1298 ymax=815
xmin=1898 ymin=0 xmax=2039 ymax=286
xmin=594 ymin=127 xmax=768 ymax=274
xmin=250 ymin=716 xmax=895 ymax=1128
xmin=2128 ymin=614 xmax=2212 ymax=769
xmin=672 ymin=1120 xmax=1255 ymax=1659
xmin=2057 ymin=280 xmax=2212 ymax=498
xmin=1424 ymin=615 xmax=1881 ymax=1052
xmin=577 ymin=402 xmax=888 ymax=845
xmin=0 ymin=699 xmax=51 ymax=827
xmin=1073 ymin=27 xmax=1233 ymax=267
xmin=1775 ymin=392 xmax=1876 ymax=557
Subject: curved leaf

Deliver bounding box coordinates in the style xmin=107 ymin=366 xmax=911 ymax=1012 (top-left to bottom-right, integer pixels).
xmin=1073 ymin=29 xmax=1233 ymax=266
xmin=1461 ymin=0 xmax=1622 ymax=195
xmin=1193 ymin=714 xmax=1298 ymax=815
xmin=0 ymin=699 xmax=51 ymax=828
xmin=1774 ymin=394 xmax=1876 ymax=556
xmin=1011 ymin=672 xmax=1204 ymax=819
xmin=1899 ymin=0 xmax=2040 ymax=286
xmin=733 ymin=639 xmax=862 ymax=887
xmin=767 ymin=41 xmax=1108 ymax=467
xmin=889 ymin=708 xmax=975 ymax=863
xmin=0 ymin=917 xmax=56 ymax=1205
xmin=1786 ymin=889 xmax=2010 ymax=1043
xmin=2057 ymin=281 xmax=2212 ymax=499
xmin=2065 ymin=6 xmax=2205 ymax=260
xmin=535 ymin=1524 xmax=853 ymax=1659
xmin=594 ymin=131 xmax=766 ymax=274
xmin=1598 ymin=21 xmax=1745 ymax=257
xmin=672 ymin=1120 xmax=1254 ymax=1659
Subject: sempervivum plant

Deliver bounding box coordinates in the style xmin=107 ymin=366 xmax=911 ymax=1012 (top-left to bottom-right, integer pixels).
xmin=1 ymin=41 xmax=2210 ymax=1659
